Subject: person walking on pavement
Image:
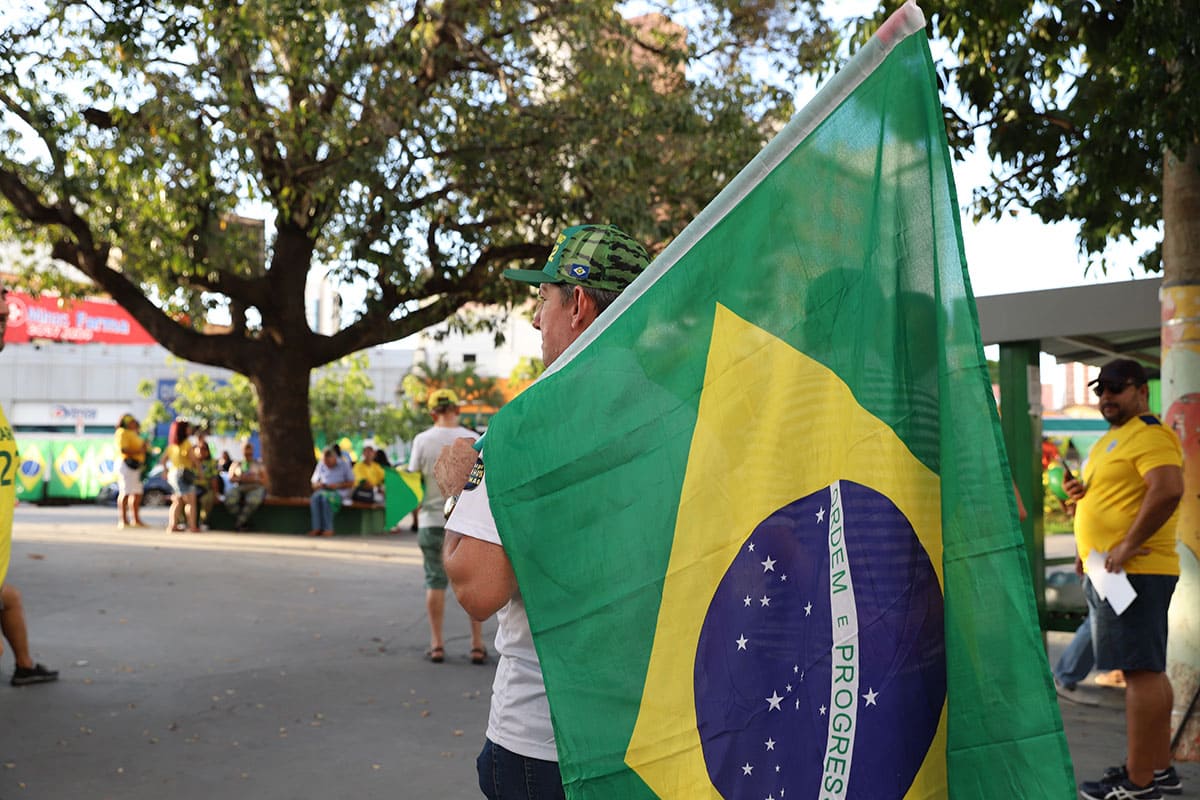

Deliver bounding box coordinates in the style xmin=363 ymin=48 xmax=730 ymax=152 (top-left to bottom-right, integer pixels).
xmin=439 ymin=224 xmax=651 ymax=799
xmin=407 ymin=390 xmax=486 ymax=665
xmin=1065 ymin=359 xmax=1185 ymax=800
xmin=1 ymin=584 xmax=58 ymax=686
xmin=0 ymin=282 xmax=58 ymax=688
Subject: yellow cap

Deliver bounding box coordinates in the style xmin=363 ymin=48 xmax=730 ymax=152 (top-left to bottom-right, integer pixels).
xmin=427 ymin=388 xmax=460 ymax=411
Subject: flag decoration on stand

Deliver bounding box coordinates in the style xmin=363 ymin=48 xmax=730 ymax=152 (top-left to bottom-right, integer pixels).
xmin=481 ymin=2 xmax=1074 ymax=797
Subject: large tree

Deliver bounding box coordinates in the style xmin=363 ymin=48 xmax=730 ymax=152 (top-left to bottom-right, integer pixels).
xmin=877 ymin=1 xmax=1200 ymax=756
xmin=0 ymin=0 xmax=835 ymax=494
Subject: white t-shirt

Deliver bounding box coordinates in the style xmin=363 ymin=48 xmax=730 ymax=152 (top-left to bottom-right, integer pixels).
xmin=407 ymin=425 xmax=479 ymax=529
xmin=448 ymin=472 xmax=557 ymax=762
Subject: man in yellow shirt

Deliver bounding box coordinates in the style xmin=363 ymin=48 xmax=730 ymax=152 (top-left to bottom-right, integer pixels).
xmin=352 ymin=445 xmax=386 ymax=502
xmin=0 ymin=283 xmax=13 ymax=596
xmin=0 ymin=282 xmax=58 ymax=686
xmin=1065 ymin=359 xmax=1184 ymax=799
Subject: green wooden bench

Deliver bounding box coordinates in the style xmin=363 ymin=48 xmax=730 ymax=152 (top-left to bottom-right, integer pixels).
xmin=206 ymin=495 xmax=388 ymax=536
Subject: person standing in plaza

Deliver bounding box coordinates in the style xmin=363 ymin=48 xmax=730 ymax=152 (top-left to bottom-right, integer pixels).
xmin=440 ymin=224 xmax=651 ymax=799
xmin=114 ymin=414 xmax=149 ymax=529
xmin=1066 ymin=359 xmax=1185 ymax=800
xmin=164 ymin=419 xmax=200 ymax=533
xmin=407 ymin=389 xmax=485 ymax=664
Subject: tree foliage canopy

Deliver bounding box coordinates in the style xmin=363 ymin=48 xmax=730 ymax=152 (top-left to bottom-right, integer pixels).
xmin=0 ymin=0 xmax=835 ymax=356
xmin=0 ymin=0 xmax=837 ymax=492
xmin=852 ymin=1 xmax=1200 ymax=272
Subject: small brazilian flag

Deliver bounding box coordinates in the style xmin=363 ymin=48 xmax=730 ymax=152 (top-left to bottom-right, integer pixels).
xmin=481 ymin=5 xmax=1073 ymax=799
xmin=384 ymin=468 xmax=424 ymax=528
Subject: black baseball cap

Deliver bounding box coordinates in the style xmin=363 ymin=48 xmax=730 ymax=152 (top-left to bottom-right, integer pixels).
xmin=1088 ymin=359 xmax=1150 ymax=388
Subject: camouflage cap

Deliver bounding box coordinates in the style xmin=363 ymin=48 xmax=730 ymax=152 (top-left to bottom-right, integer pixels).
xmin=503 ymin=224 xmax=651 ymax=292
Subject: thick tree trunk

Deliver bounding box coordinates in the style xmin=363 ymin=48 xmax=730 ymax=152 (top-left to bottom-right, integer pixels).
xmin=251 ymin=362 xmax=317 ymax=499
xmin=1160 ymin=142 xmax=1200 ymax=761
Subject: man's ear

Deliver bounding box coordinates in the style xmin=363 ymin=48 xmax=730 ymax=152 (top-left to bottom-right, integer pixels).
xmin=570 ymin=285 xmax=598 ymax=329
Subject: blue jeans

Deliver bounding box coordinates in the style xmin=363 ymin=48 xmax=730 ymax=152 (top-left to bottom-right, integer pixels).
xmin=476 ymin=739 xmax=564 ymax=800
xmin=309 ymin=491 xmax=339 ymax=531
xmin=1054 ymin=616 xmax=1094 ymax=688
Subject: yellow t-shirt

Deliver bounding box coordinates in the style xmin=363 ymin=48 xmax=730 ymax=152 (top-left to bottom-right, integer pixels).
xmin=1075 ymin=414 xmax=1182 ymax=575
xmin=353 ymin=461 xmax=385 ymax=488
xmin=166 ymin=439 xmax=193 ymax=470
xmin=116 ymin=428 xmax=145 ymax=464
xmin=0 ymin=403 xmax=17 ymax=588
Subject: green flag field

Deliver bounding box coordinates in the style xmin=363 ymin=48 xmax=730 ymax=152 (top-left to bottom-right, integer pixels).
xmin=480 ymin=4 xmax=1074 ymax=798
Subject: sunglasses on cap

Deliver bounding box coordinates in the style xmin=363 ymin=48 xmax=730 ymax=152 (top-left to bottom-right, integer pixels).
xmin=1092 ymin=380 xmax=1136 ymax=397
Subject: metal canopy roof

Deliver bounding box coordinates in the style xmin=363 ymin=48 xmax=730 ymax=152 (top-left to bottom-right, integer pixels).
xmin=974 ymin=278 xmax=1161 ymax=366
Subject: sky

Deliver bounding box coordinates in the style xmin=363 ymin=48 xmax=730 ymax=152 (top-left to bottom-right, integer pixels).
xmin=950 ymin=151 xmax=1154 ymax=299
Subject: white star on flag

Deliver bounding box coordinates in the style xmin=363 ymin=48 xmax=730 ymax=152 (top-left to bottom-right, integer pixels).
xmin=760 ymin=595 xmax=770 ymax=607
xmin=748 ymin=542 xmax=755 ymax=552
xmin=766 ymin=691 xmax=784 ymax=711
xmin=863 ymin=687 xmax=879 ymax=706
xmin=736 ymin=634 xmax=748 ymax=651
xmin=761 ymin=556 xmax=776 ymax=572
xmin=744 ymin=596 xmax=752 ymax=607
xmin=764 ymin=738 xmax=776 ymax=751
xmin=819 ymin=705 xmax=827 ymax=716
xmin=742 ymin=763 xmax=753 ymax=776
xmin=816 ymin=507 xmax=826 ymax=522
xmin=803 ymin=602 xmax=812 ymax=616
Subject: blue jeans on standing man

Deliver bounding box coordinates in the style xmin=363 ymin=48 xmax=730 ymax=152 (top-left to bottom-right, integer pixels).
xmin=476 ymin=738 xmax=564 ymax=800
xmin=1054 ymin=615 xmax=1094 ymax=689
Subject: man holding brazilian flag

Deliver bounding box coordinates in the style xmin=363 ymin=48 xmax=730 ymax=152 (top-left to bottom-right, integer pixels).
xmin=448 ymin=2 xmax=1074 ymax=797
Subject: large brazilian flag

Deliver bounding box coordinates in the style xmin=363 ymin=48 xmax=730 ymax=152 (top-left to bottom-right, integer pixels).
xmin=480 ymin=4 xmax=1074 ymax=798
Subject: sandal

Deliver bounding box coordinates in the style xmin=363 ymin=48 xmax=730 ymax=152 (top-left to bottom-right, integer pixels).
xmin=427 ymin=646 xmax=445 ymax=663
xmin=470 ymin=647 xmax=488 ymax=665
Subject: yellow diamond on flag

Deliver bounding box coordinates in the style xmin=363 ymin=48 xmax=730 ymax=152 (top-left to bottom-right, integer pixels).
xmin=55 ymin=444 xmax=83 ymax=490
xmin=626 ymin=305 xmax=946 ymax=799
xmin=18 ymin=443 xmax=46 ymax=493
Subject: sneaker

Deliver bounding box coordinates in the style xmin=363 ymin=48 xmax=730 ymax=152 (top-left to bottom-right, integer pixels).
xmin=1080 ymin=775 xmax=1162 ymax=800
xmin=1153 ymin=767 xmax=1183 ymax=795
xmin=11 ymin=663 xmax=59 ymax=687
xmin=1101 ymin=766 xmax=1182 ymax=796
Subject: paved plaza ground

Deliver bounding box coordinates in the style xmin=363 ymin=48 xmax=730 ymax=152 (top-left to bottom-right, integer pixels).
xmin=0 ymin=505 xmax=1196 ymax=799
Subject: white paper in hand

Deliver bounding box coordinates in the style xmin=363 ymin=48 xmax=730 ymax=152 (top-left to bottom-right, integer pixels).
xmin=1085 ymin=550 xmax=1138 ymax=615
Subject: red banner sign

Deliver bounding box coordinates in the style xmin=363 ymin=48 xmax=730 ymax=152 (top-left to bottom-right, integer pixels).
xmin=4 ymin=292 xmax=156 ymax=345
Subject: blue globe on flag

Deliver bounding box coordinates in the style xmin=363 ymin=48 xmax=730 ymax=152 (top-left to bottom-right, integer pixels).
xmin=695 ymin=480 xmax=945 ymax=799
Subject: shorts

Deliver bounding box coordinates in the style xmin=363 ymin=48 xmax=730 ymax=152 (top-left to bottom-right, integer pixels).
xmin=1084 ymin=573 xmax=1177 ymax=673
xmin=418 ymin=527 xmax=448 ymax=590
xmin=117 ymin=462 xmax=144 ymax=495
xmin=168 ymin=468 xmax=196 ymax=497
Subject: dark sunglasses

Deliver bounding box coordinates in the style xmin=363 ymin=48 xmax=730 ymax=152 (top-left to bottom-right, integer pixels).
xmin=1092 ymin=380 xmax=1135 ymax=398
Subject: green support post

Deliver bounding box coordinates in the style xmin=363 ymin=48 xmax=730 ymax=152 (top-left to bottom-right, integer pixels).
xmin=998 ymin=341 xmax=1045 ymax=628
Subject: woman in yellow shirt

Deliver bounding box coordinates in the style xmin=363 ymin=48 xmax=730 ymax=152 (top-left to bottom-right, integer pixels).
xmin=164 ymin=419 xmax=200 ymax=533
xmin=114 ymin=414 xmax=149 ymax=529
